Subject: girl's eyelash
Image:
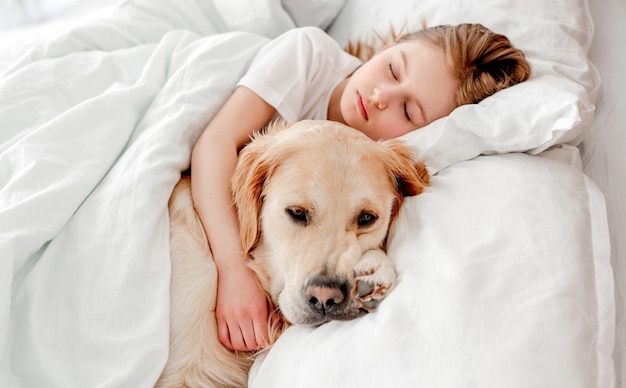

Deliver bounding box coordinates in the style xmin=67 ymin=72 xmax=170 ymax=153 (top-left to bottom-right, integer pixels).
xmin=403 ymin=103 xmax=411 ymax=121
xmin=389 ymin=63 xmax=411 ymax=122
xmin=388 ymin=63 xmax=398 ymax=80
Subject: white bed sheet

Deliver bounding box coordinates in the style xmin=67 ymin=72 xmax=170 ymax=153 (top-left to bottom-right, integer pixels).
xmin=583 ymin=1 xmax=626 ymax=386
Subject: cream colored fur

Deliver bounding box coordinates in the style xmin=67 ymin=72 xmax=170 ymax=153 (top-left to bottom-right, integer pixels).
xmin=156 ymin=120 xmax=429 ymax=387
xmin=156 ymin=177 xmax=252 ymax=388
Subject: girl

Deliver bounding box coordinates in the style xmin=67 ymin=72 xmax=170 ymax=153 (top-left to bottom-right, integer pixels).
xmin=191 ymin=23 xmax=531 ymax=352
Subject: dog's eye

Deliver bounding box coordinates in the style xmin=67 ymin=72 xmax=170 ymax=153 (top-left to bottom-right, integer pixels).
xmin=357 ymin=212 xmax=378 ymax=227
xmin=286 ymin=207 xmax=309 ymax=224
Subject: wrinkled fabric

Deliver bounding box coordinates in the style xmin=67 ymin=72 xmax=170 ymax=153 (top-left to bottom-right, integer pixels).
xmin=0 ymin=28 xmax=269 ymax=387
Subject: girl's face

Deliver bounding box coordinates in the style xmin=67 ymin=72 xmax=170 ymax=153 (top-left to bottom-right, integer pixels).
xmin=336 ymin=40 xmax=458 ymax=140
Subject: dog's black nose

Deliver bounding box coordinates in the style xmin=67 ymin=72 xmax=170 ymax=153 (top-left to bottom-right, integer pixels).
xmin=304 ymin=278 xmax=347 ymax=315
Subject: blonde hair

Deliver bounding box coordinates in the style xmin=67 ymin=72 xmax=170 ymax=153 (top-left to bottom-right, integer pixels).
xmin=346 ymin=23 xmax=531 ymax=107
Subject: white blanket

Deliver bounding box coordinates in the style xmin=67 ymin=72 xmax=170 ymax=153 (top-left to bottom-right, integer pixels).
xmin=0 ymin=17 xmax=270 ymax=386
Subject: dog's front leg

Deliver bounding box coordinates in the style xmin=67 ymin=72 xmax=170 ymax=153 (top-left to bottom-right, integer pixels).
xmin=353 ymin=249 xmax=397 ymax=311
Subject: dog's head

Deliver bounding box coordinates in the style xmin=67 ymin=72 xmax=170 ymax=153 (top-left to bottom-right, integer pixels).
xmin=232 ymin=120 xmax=429 ymax=325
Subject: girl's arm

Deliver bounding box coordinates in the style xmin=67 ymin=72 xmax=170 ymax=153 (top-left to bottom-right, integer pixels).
xmin=191 ymin=86 xmax=276 ymax=351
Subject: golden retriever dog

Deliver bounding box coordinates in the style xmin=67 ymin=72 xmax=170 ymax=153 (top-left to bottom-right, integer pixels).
xmin=156 ymin=120 xmax=430 ymax=387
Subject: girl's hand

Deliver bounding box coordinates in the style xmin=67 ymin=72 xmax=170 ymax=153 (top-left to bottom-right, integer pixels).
xmin=215 ymin=259 xmax=269 ymax=351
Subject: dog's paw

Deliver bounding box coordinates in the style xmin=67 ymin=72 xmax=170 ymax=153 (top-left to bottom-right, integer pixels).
xmin=353 ymin=250 xmax=397 ymax=312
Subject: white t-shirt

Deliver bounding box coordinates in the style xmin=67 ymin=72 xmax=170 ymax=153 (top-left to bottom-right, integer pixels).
xmin=238 ymin=26 xmax=362 ymax=122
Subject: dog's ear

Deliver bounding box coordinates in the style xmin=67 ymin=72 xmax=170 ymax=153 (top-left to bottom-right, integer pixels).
xmin=378 ymin=139 xmax=429 ymax=226
xmin=232 ymin=138 xmax=269 ymax=255
xmin=231 ymin=122 xmax=290 ymax=255
xmin=381 ymin=139 xmax=430 ymax=197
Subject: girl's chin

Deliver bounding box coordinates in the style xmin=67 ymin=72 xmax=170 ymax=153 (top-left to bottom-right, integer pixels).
xmin=344 ymin=111 xmax=364 ymax=131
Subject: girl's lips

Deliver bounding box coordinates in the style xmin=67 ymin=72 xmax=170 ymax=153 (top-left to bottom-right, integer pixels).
xmin=357 ymin=91 xmax=368 ymax=120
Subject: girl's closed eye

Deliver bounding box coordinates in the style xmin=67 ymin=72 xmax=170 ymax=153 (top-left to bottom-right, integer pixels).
xmin=388 ymin=63 xmax=398 ymax=80
xmin=403 ymin=102 xmax=411 ymax=121
xmin=388 ymin=63 xmax=411 ymax=121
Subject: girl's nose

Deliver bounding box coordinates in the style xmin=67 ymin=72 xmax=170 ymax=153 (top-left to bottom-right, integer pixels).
xmin=371 ymin=87 xmax=388 ymax=110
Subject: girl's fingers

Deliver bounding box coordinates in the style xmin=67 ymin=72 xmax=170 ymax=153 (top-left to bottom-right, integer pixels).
xmin=228 ymin=315 xmax=261 ymax=351
xmin=241 ymin=321 xmax=260 ymax=351
xmin=253 ymin=316 xmax=270 ymax=348
xmin=217 ymin=318 xmax=233 ymax=350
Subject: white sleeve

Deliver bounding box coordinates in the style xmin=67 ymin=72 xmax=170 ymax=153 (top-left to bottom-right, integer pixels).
xmin=238 ymin=26 xmax=359 ymax=122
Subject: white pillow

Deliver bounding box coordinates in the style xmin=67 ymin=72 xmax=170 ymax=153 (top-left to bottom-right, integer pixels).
xmin=326 ymin=0 xmax=599 ymax=173
xmin=281 ymin=0 xmax=346 ymax=29
xmin=212 ymin=0 xmax=295 ymax=37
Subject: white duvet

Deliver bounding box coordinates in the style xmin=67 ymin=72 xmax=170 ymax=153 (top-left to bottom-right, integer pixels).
xmin=0 ymin=5 xmax=272 ymax=385
xmin=0 ymin=0 xmax=615 ymax=387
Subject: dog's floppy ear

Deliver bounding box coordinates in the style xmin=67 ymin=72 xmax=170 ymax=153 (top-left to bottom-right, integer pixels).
xmin=381 ymin=139 xmax=430 ymax=197
xmin=231 ymin=120 xmax=290 ymax=254
xmin=378 ymin=139 xmax=429 ymax=225
xmin=232 ymin=143 xmax=266 ymax=255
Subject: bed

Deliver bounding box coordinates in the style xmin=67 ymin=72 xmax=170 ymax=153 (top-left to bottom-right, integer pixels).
xmin=0 ymin=0 xmax=622 ymax=387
